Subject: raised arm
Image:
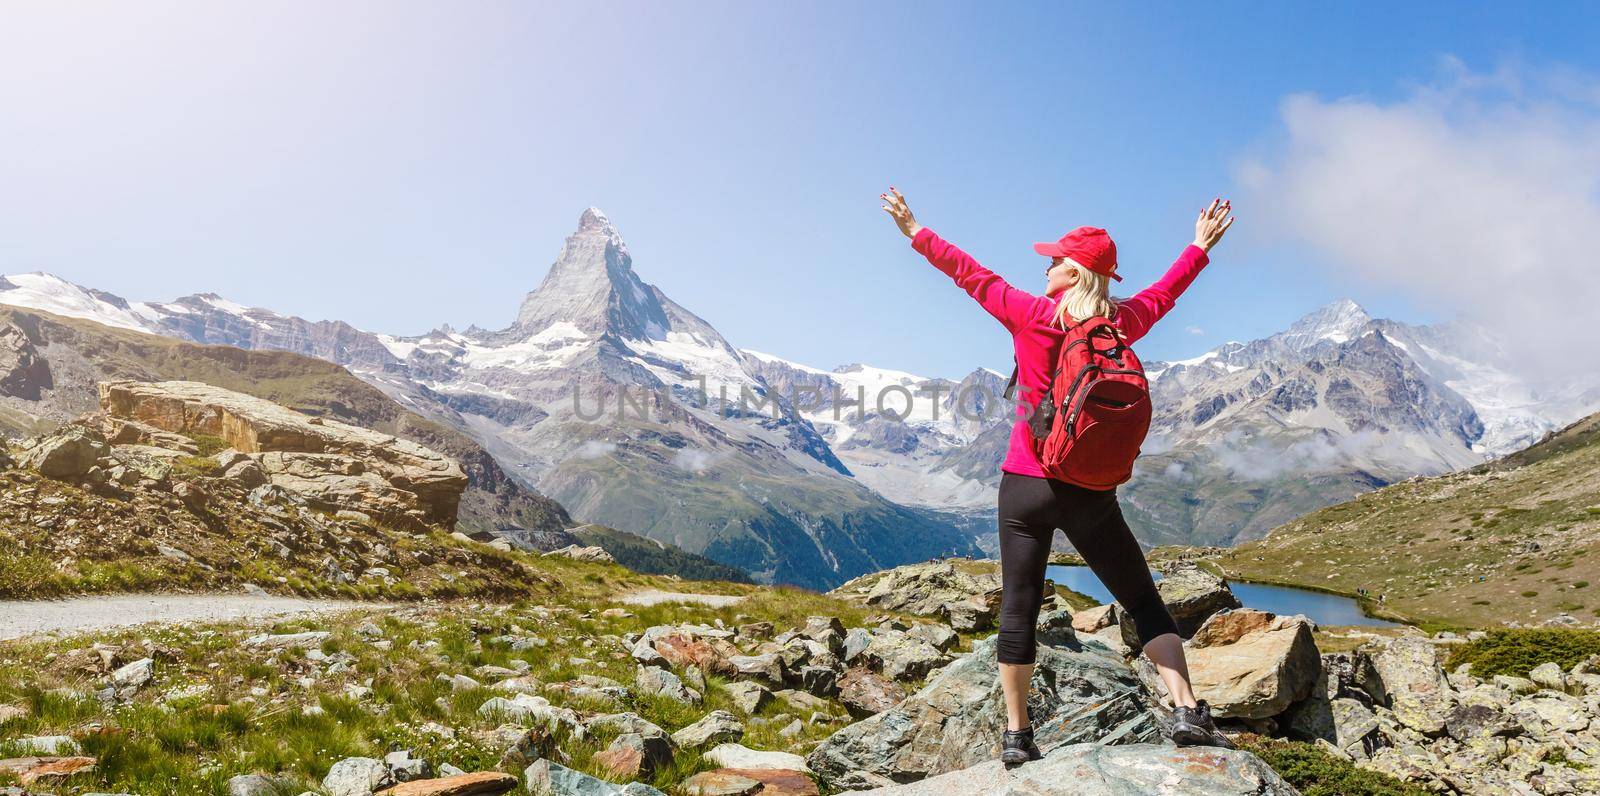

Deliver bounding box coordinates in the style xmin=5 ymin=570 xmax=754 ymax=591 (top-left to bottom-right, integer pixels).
xmin=882 ymin=187 xmax=1038 ymax=333
xmin=1115 ymin=199 xmax=1234 ymax=344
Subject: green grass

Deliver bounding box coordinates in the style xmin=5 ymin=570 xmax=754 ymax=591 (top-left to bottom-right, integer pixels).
xmin=0 ymin=558 xmax=901 ymax=795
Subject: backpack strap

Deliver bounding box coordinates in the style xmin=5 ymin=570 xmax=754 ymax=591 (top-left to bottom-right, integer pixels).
xmin=1003 ymin=312 xmax=1103 ymax=402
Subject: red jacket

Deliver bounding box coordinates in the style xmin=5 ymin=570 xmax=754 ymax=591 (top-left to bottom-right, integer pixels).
xmin=911 ymin=226 xmax=1209 ymax=479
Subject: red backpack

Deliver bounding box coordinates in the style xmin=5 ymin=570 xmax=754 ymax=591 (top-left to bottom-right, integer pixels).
xmin=1002 ymin=315 xmax=1153 ymax=489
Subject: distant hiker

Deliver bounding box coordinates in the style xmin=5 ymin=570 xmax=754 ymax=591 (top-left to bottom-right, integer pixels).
xmin=881 ymin=187 xmax=1235 ymax=760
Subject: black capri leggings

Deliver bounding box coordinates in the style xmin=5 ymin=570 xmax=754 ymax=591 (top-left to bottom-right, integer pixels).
xmin=996 ymin=471 xmax=1178 ymax=665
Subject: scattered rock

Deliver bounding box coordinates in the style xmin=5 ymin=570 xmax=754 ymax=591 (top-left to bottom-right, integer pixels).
xmin=592 ymin=731 xmax=674 ymax=780
xmin=836 ymin=667 xmax=902 ymax=718
xmin=323 ymin=757 xmax=394 ymax=796
xmin=244 ymin=631 xmax=332 ymax=650
xmin=729 ymin=653 xmax=786 ymax=686
xmin=523 ymin=759 xmax=666 ymax=796
xmin=726 ymin=681 xmax=772 ymax=715
xmin=684 ymin=767 xmax=819 ymax=796
xmin=635 ymin=665 xmax=702 ymax=705
xmin=703 ymin=743 xmax=811 ymax=773
xmin=226 ymin=773 xmax=286 ymax=796
xmin=373 ymin=772 xmax=518 ymax=795
xmin=673 ymin=710 xmax=745 ymax=749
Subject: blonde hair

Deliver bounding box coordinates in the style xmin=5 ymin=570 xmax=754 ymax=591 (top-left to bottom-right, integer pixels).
xmin=1051 ymin=260 xmax=1120 ymax=330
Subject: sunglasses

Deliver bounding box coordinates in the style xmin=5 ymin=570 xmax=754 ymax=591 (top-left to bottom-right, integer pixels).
xmin=1046 ymin=259 xmax=1116 ymax=278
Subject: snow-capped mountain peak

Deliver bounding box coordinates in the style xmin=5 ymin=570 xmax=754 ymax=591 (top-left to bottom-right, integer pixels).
xmin=0 ymin=272 xmax=154 ymax=332
xmin=510 ymin=207 xmax=670 ymax=341
xmin=1279 ymin=297 xmax=1372 ymax=351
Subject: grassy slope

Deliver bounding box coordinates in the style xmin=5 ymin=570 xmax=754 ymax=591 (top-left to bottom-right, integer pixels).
xmin=1178 ymin=411 xmax=1600 ymax=630
xmin=569 ymin=524 xmax=755 ymax=584
xmin=0 ymin=306 xmax=571 ymax=537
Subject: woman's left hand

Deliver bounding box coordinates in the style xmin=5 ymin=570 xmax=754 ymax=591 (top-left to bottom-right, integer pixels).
xmin=1193 ymin=198 xmax=1235 ymax=252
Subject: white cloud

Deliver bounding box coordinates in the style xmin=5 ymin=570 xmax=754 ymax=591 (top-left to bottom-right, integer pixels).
xmin=1185 ymin=325 xmax=1205 ymax=336
xmin=672 ymin=447 xmax=718 ymax=472
xmin=1209 ymin=428 xmax=1385 ymax=481
xmin=574 ymin=440 xmax=617 ymax=459
xmin=1239 ymin=58 xmax=1600 ymax=380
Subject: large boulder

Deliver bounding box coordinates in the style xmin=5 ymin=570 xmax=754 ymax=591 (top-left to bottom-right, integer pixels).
xmin=1184 ymin=610 xmax=1320 ymax=720
xmin=97 ymin=380 xmax=467 ymax=527
xmin=1155 ymin=565 xmax=1242 ymax=638
xmin=16 ymin=424 xmax=109 ymax=479
xmin=850 ymin=742 xmax=1298 ymax=795
xmin=806 ymin=634 xmax=1157 ymax=787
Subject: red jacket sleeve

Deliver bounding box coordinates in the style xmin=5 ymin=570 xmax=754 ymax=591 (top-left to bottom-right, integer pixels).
xmin=1113 ymin=244 xmax=1209 ymax=344
xmin=911 ymin=227 xmax=1039 ymax=333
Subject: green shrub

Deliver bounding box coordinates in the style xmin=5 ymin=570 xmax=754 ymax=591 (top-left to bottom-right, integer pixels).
xmin=171 ymin=456 xmax=221 ymax=479
xmin=1447 ymin=629 xmax=1600 ymax=677
xmin=187 ymin=434 xmax=231 ymax=457
xmin=1522 ymin=591 xmax=1540 ymax=598
xmin=1238 ymin=735 xmax=1431 ymax=796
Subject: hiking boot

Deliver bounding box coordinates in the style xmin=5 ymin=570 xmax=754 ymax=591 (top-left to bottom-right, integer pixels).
xmin=1000 ymin=726 xmax=1043 ymax=764
xmin=1170 ymin=700 xmax=1236 ymax=749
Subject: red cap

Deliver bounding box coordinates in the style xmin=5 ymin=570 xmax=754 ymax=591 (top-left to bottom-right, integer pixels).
xmin=1034 ymin=226 xmax=1120 ymax=282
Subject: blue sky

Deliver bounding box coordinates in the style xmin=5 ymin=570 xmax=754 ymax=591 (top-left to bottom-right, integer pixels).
xmin=3 ymin=2 xmax=1599 ymax=378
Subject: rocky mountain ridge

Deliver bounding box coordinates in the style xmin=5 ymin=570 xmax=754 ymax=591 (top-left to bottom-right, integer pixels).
xmin=6 ymin=212 xmax=1597 ymax=559
xmin=1 ymin=211 xmax=979 ymax=589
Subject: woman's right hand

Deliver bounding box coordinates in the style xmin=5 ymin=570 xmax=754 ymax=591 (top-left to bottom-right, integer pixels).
xmin=881 ymin=186 xmax=923 ymax=240
xmin=1193 ymin=198 xmax=1235 ymax=252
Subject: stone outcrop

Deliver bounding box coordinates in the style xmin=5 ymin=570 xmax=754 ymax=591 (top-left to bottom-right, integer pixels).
xmin=541 ymin=544 xmax=616 ymax=563
xmin=806 ymin=634 xmax=1157 ymax=787
xmin=0 ymin=320 xmax=50 ymax=400
xmin=828 ymin=560 xmax=1002 ymax=631
xmin=98 ymin=380 xmax=467 ymax=527
xmin=850 ymin=743 xmax=1299 ymax=795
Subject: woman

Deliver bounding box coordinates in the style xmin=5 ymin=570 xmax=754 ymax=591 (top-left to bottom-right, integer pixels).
xmin=880 ymin=187 xmax=1236 ymax=762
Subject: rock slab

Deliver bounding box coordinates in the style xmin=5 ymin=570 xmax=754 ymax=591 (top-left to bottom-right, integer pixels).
xmin=853 ymin=743 xmax=1300 ymax=795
